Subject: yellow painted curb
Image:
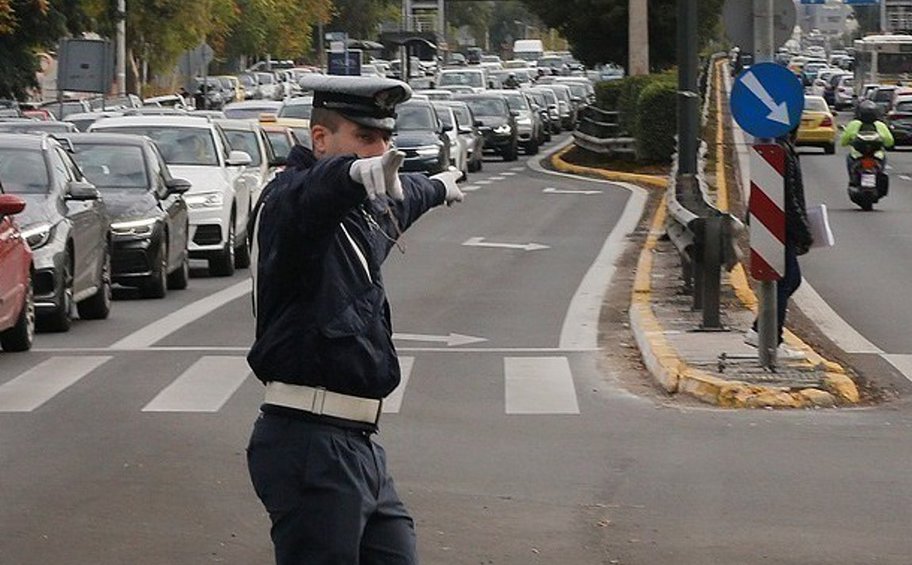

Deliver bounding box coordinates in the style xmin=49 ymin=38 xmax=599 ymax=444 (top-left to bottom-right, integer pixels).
xmin=550 ymin=145 xmax=668 ymax=189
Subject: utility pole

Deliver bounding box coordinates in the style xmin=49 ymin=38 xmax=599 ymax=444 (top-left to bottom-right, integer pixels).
xmin=628 ymin=0 xmax=649 ymax=75
xmin=677 ymin=0 xmax=699 ymax=177
xmin=753 ymin=0 xmax=777 ymax=368
xmin=116 ymin=0 xmax=126 ymax=96
xmin=881 ymin=0 xmax=889 ymax=32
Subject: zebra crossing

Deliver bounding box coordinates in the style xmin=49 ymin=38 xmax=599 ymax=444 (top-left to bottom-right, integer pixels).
xmin=0 ymin=354 xmax=582 ymax=415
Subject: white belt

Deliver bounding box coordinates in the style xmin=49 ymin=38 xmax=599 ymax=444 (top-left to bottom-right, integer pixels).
xmin=264 ymin=382 xmax=382 ymax=425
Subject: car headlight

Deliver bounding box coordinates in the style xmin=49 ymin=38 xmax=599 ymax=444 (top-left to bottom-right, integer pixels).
xmin=21 ymin=223 xmax=54 ymax=250
xmin=415 ymin=145 xmax=442 ymax=157
xmin=185 ymin=191 xmax=224 ymax=209
xmin=111 ymin=217 xmax=158 ymax=236
xmin=494 ymin=124 xmax=512 ymax=134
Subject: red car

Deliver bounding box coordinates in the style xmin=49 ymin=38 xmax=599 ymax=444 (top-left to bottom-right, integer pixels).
xmin=0 ymin=189 xmax=33 ymax=351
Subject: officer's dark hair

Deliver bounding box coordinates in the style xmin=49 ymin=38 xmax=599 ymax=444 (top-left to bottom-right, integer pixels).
xmin=310 ymin=107 xmax=344 ymax=133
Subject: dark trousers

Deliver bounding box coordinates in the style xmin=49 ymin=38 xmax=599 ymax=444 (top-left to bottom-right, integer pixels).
xmin=752 ymin=245 xmax=801 ymax=344
xmin=247 ymin=413 xmax=417 ymax=565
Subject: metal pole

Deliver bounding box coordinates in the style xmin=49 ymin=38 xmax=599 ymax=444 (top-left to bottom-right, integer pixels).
xmin=677 ymin=0 xmax=699 ymax=176
xmin=702 ymin=215 xmax=723 ymax=329
xmin=754 ymin=0 xmax=777 ymax=368
xmin=116 ymin=0 xmax=126 ymax=96
xmin=881 ymin=0 xmax=888 ymax=33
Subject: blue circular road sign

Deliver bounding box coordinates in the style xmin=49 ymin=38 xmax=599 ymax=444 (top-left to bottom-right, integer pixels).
xmin=731 ymin=62 xmax=804 ymax=139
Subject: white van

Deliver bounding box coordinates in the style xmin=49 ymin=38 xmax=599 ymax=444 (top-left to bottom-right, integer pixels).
xmin=513 ymin=39 xmax=544 ymax=63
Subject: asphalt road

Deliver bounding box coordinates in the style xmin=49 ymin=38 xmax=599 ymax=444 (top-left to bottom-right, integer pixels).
xmin=3 ymin=134 xmax=912 ymax=564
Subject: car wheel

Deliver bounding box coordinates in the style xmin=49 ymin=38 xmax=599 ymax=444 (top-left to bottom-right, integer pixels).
xmin=38 ymin=250 xmax=73 ymax=332
xmin=824 ymin=143 xmax=835 ymax=155
xmin=503 ymin=141 xmax=519 ymax=161
xmin=141 ymin=241 xmax=168 ymax=299
xmin=234 ymin=212 xmax=251 ymax=269
xmin=77 ymin=245 xmax=112 ymax=320
xmin=0 ymin=279 xmax=35 ymax=352
xmin=525 ymin=141 xmax=539 ymax=155
xmin=167 ymin=251 xmax=190 ymax=290
xmin=209 ymin=213 xmax=236 ymax=277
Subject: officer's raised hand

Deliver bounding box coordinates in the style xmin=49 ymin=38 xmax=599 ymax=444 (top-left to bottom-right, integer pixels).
xmin=430 ymin=168 xmax=465 ymax=206
xmin=349 ymin=149 xmax=406 ymax=201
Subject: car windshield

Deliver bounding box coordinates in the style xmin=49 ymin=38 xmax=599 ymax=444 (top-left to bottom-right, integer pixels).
xmin=439 ymin=72 xmax=484 ymax=88
xmin=71 ymin=144 xmax=149 ymax=189
xmin=804 ymin=98 xmax=827 ymax=112
xmin=451 ymin=107 xmax=471 ymax=128
xmin=225 ymin=106 xmax=276 ymax=119
xmin=224 ymin=130 xmax=262 ymax=166
xmin=98 ymin=126 xmax=218 ymax=166
xmin=434 ymin=107 xmax=454 ymax=128
xmin=266 ymin=131 xmax=292 ymax=158
xmin=502 ymin=94 xmax=528 ymax=112
xmin=239 ymin=74 xmax=257 ymax=87
xmin=0 ymin=148 xmax=49 ymax=193
xmin=396 ymin=105 xmax=436 ymax=130
xmin=278 ymin=102 xmax=313 ymax=119
xmin=565 ymin=83 xmax=588 ymax=98
xmin=464 ymin=98 xmax=507 ymax=117
xmin=550 ymin=87 xmax=571 ymax=102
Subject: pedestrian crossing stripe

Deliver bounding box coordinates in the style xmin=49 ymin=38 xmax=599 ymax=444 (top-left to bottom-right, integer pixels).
xmin=0 ymin=355 xmax=582 ymax=415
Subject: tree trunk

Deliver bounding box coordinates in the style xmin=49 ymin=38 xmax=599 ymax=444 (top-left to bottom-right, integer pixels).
xmin=629 ymin=0 xmax=649 ymax=75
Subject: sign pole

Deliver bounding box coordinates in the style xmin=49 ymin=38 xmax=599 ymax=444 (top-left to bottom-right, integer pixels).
xmin=753 ymin=0 xmax=778 ymax=368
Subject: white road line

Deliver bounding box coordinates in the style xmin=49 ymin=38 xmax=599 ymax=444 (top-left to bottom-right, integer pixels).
xmin=901 ymin=175 xmax=912 ymax=182
xmin=510 ymin=167 xmax=525 ymax=172
xmin=488 ymin=176 xmax=505 ymax=181
xmin=109 ymin=279 xmax=251 ymax=350
xmin=142 ymin=356 xmax=251 ymax=412
xmin=382 ymin=356 xmax=414 ymax=414
xmin=33 ymin=346 xmax=601 ymax=354
xmin=505 ymin=357 xmax=579 ymax=414
xmin=462 ymin=185 xmax=482 ymax=192
xmin=0 ymin=356 xmax=111 ymax=412
xmin=502 ymin=172 xmax=517 ymax=176
xmin=476 ymin=180 xmax=493 ymax=185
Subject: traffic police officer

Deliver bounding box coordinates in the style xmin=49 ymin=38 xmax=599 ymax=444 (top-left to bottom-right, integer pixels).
xmin=246 ymin=74 xmax=464 ymax=564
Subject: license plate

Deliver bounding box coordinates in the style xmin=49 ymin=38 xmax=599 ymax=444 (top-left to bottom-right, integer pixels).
xmin=861 ymin=174 xmax=877 ymax=188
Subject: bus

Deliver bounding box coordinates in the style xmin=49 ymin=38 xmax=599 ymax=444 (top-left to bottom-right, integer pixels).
xmin=853 ymin=34 xmax=912 ymax=89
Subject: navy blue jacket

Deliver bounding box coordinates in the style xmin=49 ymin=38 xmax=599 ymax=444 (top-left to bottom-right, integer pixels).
xmin=247 ymin=147 xmax=446 ymax=398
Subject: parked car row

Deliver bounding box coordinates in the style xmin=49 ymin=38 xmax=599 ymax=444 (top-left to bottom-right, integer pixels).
xmin=0 ymin=111 xmax=300 ymax=351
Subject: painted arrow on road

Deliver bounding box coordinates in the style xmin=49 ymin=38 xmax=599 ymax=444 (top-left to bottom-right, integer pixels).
xmin=462 ymin=237 xmax=550 ymax=252
xmin=741 ymin=70 xmax=791 ymax=125
xmin=393 ymin=332 xmax=487 ymax=346
xmin=543 ymin=187 xmax=601 ymax=195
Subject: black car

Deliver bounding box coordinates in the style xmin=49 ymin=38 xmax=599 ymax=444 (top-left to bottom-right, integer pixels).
xmin=393 ymin=100 xmax=451 ymax=175
xmin=453 ymin=94 xmax=519 ymax=161
xmin=0 ymin=133 xmax=111 ymax=331
xmin=62 ymin=133 xmax=192 ymax=298
xmin=439 ymin=100 xmax=485 ymax=172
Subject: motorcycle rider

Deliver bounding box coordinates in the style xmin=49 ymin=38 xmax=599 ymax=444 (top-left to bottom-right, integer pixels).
xmin=504 ymin=72 xmax=520 ymax=89
xmin=839 ymin=99 xmax=894 ymax=175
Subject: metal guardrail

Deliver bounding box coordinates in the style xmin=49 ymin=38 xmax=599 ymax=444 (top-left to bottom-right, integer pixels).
xmin=665 ymin=53 xmax=744 ymax=330
xmin=571 ymin=106 xmax=636 ymax=157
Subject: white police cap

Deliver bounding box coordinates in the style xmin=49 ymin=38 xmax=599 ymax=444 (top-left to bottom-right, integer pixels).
xmin=300 ymin=75 xmax=413 ymax=132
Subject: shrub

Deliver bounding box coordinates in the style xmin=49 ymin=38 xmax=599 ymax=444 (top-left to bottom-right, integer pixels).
xmin=595 ymin=80 xmax=622 ymax=110
xmin=635 ymin=81 xmax=678 ymax=163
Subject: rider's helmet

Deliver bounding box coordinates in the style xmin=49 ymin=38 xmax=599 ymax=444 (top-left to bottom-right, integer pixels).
xmin=858 ymin=100 xmax=879 ymax=124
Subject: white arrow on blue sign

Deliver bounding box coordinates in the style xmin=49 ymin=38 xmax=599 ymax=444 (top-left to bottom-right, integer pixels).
xmin=731 ymin=62 xmax=805 ymax=139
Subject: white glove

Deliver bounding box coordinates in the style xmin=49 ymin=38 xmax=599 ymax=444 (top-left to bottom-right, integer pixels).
xmin=349 ymin=150 xmax=405 ymax=201
xmin=430 ymin=168 xmax=464 ymax=206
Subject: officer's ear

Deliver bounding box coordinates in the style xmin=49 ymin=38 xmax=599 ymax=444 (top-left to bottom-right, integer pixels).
xmin=311 ymin=125 xmax=330 ymax=158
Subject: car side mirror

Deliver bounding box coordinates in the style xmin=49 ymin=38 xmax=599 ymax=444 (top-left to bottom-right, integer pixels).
xmin=269 ymin=156 xmax=287 ymax=168
xmin=442 ymin=123 xmax=453 ymax=132
xmin=226 ymin=150 xmax=253 ymax=167
xmin=165 ymin=177 xmax=192 ymax=195
xmin=66 ymin=180 xmax=101 ymax=201
xmin=0 ymin=193 xmax=26 ymax=216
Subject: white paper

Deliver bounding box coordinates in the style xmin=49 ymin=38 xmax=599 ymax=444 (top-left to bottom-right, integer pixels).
xmin=807 ymin=204 xmax=835 ymax=249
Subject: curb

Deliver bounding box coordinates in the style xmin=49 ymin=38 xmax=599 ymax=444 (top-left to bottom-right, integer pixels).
xmin=552 ymin=64 xmax=859 ymax=408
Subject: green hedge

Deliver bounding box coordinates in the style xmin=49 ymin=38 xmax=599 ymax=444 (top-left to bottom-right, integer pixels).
xmin=635 ymin=81 xmax=678 ymax=163
xmin=593 ymin=71 xmax=680 ymax=163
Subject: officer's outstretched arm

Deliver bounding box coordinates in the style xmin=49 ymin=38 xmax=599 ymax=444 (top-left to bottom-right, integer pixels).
xmin=386 ymin=173 xmax=448 ymax=231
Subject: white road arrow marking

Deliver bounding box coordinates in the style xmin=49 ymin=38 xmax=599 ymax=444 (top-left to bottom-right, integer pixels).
xmin=742 ymin=71 xmax=791 ymax=125
xmin=393 ymin=332 xmax=487 ymax=346
xmin=462 ymin=236 xmax=550 ymax=251
xmin=543 ymin=187 xmax=601 ymax=195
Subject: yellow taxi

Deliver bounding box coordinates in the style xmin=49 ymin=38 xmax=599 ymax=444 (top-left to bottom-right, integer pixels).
xmin=259 ymin=96 xmax=312 ymax=144
xmin=796 ymin=95 xmax=836 ymax=154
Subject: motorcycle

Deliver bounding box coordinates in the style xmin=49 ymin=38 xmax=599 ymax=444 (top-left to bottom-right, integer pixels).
xmin=848 ymin=129 xmax=889 ymax=211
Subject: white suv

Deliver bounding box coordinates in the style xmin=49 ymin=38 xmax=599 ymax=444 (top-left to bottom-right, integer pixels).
xmin=90 ymin=115 xmax=253 ymax=276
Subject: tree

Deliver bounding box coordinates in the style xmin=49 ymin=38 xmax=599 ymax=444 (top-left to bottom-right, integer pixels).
xmin=325 ymin=0 xmax=399 ymax=41
xmin=521 ymin=0 xmax=725 ymax=69
xmin=0 ymin=0 xmax=91 ymax=100
xmin=221 ymin=0 xmax=332 ymax=61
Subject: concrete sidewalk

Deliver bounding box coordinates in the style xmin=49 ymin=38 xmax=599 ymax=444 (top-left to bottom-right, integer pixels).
xmin=550 ymin=58 xmax=860 ymax=409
